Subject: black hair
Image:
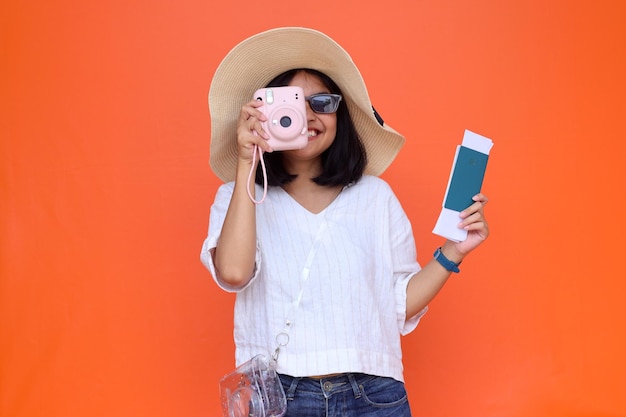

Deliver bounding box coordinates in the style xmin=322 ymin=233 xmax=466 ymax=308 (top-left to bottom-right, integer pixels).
xmin=255 ymin=68 xmax=367 ymax=187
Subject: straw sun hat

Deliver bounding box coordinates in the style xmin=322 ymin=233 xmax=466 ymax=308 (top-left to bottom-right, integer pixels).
xmin=208 ymin=27 xmax=405 ymax=183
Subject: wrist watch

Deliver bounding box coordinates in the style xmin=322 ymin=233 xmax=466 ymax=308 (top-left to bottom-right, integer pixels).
xmin=433 ymin=247 xmax=461 ymax=273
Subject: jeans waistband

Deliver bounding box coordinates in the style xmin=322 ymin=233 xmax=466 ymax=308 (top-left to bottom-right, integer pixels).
xmin=279 ymin=373 xmax=377 ymax=400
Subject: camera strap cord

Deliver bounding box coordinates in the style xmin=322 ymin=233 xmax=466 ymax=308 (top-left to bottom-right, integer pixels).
xmin=247 ymin=143 xmax=268 ymax=204
xmin=270 ymin=206 xmax=335 ymax=366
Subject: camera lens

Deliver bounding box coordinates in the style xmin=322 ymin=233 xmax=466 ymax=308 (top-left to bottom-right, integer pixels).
xmin=279 ymin=116 xmax=292 ymax=128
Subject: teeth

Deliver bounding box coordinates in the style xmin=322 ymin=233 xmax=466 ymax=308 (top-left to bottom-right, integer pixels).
xmin=308 ymin=130 xmax=318 ymax=137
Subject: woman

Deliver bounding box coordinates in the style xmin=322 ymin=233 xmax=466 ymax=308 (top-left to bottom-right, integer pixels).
xmin=201 ymin=27 xmax=490 ymax=417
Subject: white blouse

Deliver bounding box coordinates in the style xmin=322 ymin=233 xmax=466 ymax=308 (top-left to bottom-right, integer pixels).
xmin=200 ymin=175 xmax=427 ymax=382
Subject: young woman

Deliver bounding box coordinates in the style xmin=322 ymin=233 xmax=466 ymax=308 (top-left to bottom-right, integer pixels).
xmin=201 ymin=27 xmax=490 ymax=417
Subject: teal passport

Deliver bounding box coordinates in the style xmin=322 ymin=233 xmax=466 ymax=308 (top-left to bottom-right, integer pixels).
xmin=443 ymin=146 xmax=489 ymax=212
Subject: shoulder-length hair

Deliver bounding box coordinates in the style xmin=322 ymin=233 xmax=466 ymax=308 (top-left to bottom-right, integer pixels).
xmin=255 ymin=68 xmax=367 ymax=187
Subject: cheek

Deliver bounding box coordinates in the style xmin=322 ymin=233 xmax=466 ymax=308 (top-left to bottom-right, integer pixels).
xmin=324 ymin=116 xmax=338 ymax=137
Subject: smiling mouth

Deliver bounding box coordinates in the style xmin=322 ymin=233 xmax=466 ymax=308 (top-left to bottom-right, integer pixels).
xmin=308 ymin=129 xmax=320 ymax=138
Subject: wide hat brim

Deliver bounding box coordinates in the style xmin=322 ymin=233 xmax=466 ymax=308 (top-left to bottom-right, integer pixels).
xmin=208 ymin=27 xmax=405 ymax=183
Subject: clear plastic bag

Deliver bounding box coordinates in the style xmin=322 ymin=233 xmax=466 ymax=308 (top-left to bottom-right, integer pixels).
xmin=219 ymin=354 xmax=287 ymax=417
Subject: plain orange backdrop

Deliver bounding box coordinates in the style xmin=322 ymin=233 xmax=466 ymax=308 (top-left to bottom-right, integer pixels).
xmin=2 ymin=0 xmax=625 ymax=416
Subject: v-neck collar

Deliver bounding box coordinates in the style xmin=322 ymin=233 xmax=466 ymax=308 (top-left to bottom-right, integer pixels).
xmin=276 ymin=185 xmax=345 ymax=216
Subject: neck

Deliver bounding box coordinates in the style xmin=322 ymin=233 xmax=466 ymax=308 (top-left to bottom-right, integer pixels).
xmin=283 ymin=158 xmax=322 ymax=180
xmin=281 ymin=178 xmax=343 ymax=214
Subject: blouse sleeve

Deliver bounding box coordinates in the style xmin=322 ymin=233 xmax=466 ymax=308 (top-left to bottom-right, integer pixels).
xmin=199 ymin=182 xmax=262 ymax=293
xmin=386 ymin=184 xmax=428 ymax=335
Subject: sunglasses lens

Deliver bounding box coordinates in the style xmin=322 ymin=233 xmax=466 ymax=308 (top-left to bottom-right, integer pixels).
xmin=308 ymin=94 xmax=341 ymax=113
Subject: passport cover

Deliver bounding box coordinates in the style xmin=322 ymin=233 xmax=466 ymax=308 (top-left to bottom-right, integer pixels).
xmin=444 ymin=146 xmax=489 ymax=212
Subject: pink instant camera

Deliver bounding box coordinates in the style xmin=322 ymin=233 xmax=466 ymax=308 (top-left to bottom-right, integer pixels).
xmin=253 ymin=86 xmax=308 ymax=151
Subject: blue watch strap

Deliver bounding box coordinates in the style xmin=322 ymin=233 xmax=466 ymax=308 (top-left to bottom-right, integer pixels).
xmin=433 ymin=247 xmax=461 ymax=273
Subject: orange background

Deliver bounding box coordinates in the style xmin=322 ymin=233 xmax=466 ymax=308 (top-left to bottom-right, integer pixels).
xmin=2 ymin=0 xmax=625 ymax=416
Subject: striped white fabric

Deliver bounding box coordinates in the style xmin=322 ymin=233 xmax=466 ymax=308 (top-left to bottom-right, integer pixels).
xmin=201 ymin=175 xmax=427 ymax=382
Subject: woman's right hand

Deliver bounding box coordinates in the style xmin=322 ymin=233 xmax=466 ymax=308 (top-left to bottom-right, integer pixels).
xmin=236 ymin=99 xmax=273 ymax=165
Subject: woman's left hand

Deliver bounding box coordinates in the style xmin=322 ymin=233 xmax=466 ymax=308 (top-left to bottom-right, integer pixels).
xmin=444 ymin=193 xmax=490 ymax=260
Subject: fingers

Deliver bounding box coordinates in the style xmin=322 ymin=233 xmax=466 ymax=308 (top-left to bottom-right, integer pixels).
xmin=458 ymin=212 xmax=488 ymax=232
xmin=459 ymin=193 xmax=488 ymax=218
xmin=473 ymin=193 xmax=488 ymax=205
xmin=240 ymin=99 xmax=266 ymax=124
xmin=458 ymin=193 xmax=489 ymax=231
xmin=237 ymin=100 xmax=273 ymax=154
xmin=449 ymin=193 xmax=491 ymax=256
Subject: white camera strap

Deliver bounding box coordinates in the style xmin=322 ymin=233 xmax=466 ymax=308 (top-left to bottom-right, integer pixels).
xmin=271 ymin=205 xmax=335 ymax=365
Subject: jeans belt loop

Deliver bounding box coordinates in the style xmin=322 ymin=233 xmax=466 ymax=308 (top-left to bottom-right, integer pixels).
xmin=347 ymin=374 xmax=362 ymax=399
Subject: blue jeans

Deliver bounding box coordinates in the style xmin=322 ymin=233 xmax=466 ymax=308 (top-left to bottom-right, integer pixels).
xmin=278 ymin=373 xmax=412 ymax=417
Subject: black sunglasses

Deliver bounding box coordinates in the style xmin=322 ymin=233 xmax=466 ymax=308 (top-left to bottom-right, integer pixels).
xmin=304 ymin=93 xmax=343 ymax=114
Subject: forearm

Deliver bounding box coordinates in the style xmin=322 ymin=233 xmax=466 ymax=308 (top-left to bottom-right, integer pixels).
xmin=213 ymin=164 xmax=258 ymax=288
xmin=405 ymin=243 xmax=463 ymax=318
